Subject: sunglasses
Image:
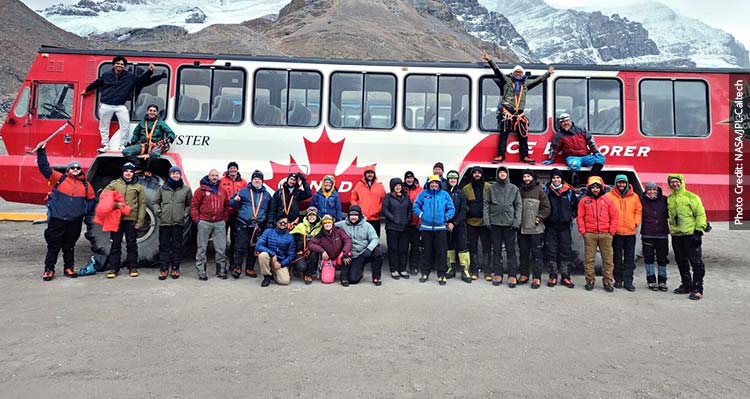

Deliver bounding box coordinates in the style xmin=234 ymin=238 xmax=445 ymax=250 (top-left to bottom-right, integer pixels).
xmin=277 ymin=221 xmax=288 ymax=225
xmin=69 ymin=166 xmax=81 ymax=170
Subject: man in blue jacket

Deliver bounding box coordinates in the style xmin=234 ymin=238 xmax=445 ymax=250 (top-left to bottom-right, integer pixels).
xmin=228 ymin=170 xmax=271 ymax=278
xmin=414 ymin=175 xmax=455 ymax=285
xmin=81 ymin=56 xmax=157 ymax=153
xmin=255 ymin=216 xmax=296 ymax=287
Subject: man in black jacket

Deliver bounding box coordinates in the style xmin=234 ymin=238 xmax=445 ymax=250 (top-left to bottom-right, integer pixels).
xmin=446 ymin=170 xmax=471 ymax=283
xmin=81 ymin=56 xmax=156 ymax=153
xmin=268 ymin=172 xmax=312 ymax=228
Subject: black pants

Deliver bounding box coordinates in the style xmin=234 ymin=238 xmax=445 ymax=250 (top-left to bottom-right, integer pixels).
xmin=109 ymin=220 xmax=138 ymax=271
xmin=159 ymin=225 xmax=184 ymax=270
xmin=613 ymin=234 xmax=637 ymax=285
xmin=421 ymin=230 xmax=447 ymax=277
xmin=292 ymin=252 xmax=319 ymax=277
xmin=447 ymin=223 xmax=468 ymax=252
xmin=672 ymin=235 xmax=705 ymax=293
xmin=406 ymin=225 xmax=421 ymax=270
xmin=44 ymin=217 xmax=83 ymax=271
xmin=497 ymin=107 xmax=529 ymax=159
xmin=642 ymin=237 xmax=669 ymax=266
xmin=490 ymin=225 xmax=517 ymax=276
xmin=368 ymin=220 xmax=381 ymax=238
xmin=233 ymin=224 xmax=262 ymax=270
xmin=467 ymin=225 xmax=491 ymax=275
xmin=342 ymin=246 xmax=383 ymax=283
xmin=544 ymin=222 xmax=573 ymax=277
xmin=386 ymin=229 xmax=409 ymax=273
xmin=518 ymin=233 xmax=544 ymax=279
xmin=226 ymin=214 xmax=238 ymax=266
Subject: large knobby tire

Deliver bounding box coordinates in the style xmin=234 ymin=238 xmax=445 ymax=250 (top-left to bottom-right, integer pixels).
xmin=85 ymin=175 xmax=164 ymax=267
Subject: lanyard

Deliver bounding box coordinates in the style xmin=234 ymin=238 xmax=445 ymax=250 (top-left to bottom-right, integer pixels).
xmin=281 ymin=188 xmax=294 ymax=216
xmin=250 ymin=191 xmax=264 ymax=221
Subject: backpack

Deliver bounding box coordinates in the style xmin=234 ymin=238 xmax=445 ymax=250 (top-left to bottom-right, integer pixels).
xmin=320 ymin=259 xmax=335 ymax=284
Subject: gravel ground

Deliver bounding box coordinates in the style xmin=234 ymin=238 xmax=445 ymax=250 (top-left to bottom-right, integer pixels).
xmin=0 ymin=221 xmax=749 ymax=399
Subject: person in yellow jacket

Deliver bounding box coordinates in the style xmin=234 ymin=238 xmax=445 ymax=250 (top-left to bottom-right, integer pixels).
xmin=667 ymin=174 xmax=708 ymax=300
xmin=605 ymin=175 xmax=642 ymax=291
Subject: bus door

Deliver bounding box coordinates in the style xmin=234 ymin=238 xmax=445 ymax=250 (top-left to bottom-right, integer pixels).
xmin=29 ymin=80 xmax=77 ymax=155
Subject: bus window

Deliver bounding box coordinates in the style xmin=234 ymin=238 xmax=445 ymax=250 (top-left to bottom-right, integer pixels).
xmin=329 ymin=72 xmax=396 ymax=129
xmin=404 ymin=74 xmax=469 ymax=132
xmin=254 ymin=69 xmax=321 ymax=127
xmin=37 ymin=83 xmax=74 ymax=120
xmin=479 ymin=76 xmax=546 ymax=132
xmin=640 ymin=79 xmax=708 ymax=137
xmin=95 ymin=63 xmax=170 ymax=121
xmin=176 ymin=67 xmax=245 ymax=124
xmin=13 ymin=87 xmax=30 ymax=118
xmin=555 ymin=78 xmax=622 ymax=135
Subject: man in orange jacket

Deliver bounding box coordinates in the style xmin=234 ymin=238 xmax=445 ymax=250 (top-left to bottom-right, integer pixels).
xmin=350 ymin=168 xmax=386 ymax=237
xmin=605 ymin=175 xmax=642 ymax=291
xmin=577 ymin=176 xmax=619 ymax=292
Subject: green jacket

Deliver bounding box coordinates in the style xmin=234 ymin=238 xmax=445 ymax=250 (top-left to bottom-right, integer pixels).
xmin=483 ymin=179 xmax=522 ymax=228
xmin=105 ymin=178 xmax=146 ymax=224
xmin=154 ymin=182 xmax=192 ymax=226
xmin=130 ymin=117 xmax=175 ymax=145
xmin=667 ymin=174 xmax=707 ymax=236
xmin=488 ymin=59 xmax=550 ymax=112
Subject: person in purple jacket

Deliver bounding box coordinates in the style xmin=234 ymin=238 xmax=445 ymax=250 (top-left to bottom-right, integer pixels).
xmin=640 ymin=182 xmax=670 ymax=291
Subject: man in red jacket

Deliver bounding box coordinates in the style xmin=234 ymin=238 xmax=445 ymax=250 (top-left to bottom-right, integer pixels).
xmin=191 ymin=169 xmax=229 ymax=280
xmin=350 ymin=168 xmax=386 ymax=237
xmin=577 ymin=176 xmax=619 ymax=292
xmin=220 ymin=161 xmax=247 ymax=267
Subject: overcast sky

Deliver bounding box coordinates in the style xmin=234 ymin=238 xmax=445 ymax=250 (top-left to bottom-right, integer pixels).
xmin=23 ymin=0 xmax=750 ymax=48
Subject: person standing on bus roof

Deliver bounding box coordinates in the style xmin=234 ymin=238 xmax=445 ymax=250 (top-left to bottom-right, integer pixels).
xmin=381 ymin=177 xmax=412 ymax=280
xmin=517 ymin=169 xmax=551 ymax=289
xmin=483 ymin=52 xmax=553 ymax=164
xmin=577 ymin=176 xmax=618 ymax=292
xmin=104 ymin=162 xmax=147 ymax=279
xmin=229 ymin=170 xmax=271 ymax=279
xmin=543 ymin=113 xmax=605 ymax=183
xmin=414 ymin=175 xmax=455 ymax=285
xmin=403 ymin=171 xmax=423 ymax=275
xmin=483 ymin=166 xmax=522 ymax=287
xmin=122 ymin=104 xmax=175 ymax=175
xmin=36 ymin=142 xmax=95 ymax=281
xmin=445 ymin=170 xmax=472 ymax=283
xmin=606 ymin=175 xmax=642 ymax=292
xmin=640 ymin=181 xmax=670 ymax=291
xmin=220 ymin=161 xmax=247 ymax=268
xmin=667 ymin=174 xmax=708 ymax=300
xmin=310 ymin=175 xmax=343 ymax=221
xmin=81 ymin=56 xmax=156 ymax=153
xmin=463 ymin=166 xmax=491 ymax=281
xmin=191 ymin=169 xmax=229 ymax=280
xmin=154 ymin=166 xmax=192 ymax=280
xmin=543 ymin=168 xmax=578 ymax=288
xmin=269 ymin=172 xmax=312 ymax=229
xmin=351 ymin=168 xmax=386 ymax=237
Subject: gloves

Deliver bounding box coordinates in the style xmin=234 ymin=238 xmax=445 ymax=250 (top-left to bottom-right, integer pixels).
xmin=692 ymin=230 xmax=703 ymax=248
xmin=541 ymin=159 xmax=553 ymax=166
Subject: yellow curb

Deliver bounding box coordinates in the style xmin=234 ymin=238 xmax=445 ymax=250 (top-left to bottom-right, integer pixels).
xmin=0 ymin=212 xmax=47 ymax=222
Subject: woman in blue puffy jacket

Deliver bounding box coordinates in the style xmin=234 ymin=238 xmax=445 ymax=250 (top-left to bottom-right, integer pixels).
xmin=310 ymin=175 xmax=343 ymax=221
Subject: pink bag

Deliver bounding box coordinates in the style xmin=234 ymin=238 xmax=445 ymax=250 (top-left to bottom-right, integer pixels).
xmin=320 ymin=260 xmax=335 ymax=284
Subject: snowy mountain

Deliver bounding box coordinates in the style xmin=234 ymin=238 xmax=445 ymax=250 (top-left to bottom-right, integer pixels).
xmin=478 ymin=0 xmax=749 ymax=68
xmin=38 ymin=0 xmax=290 ymax=36
xmin=576 ymin=1 xmax=750 ymax=68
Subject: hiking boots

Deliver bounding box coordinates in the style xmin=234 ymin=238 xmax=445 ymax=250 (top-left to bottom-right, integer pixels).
xmin=261 ymin=276 xmax=272 ymax=287
xmin=63 ymin=268 xmax=77 ymax=278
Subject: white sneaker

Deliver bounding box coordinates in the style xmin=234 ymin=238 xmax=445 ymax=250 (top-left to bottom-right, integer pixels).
xmin=97 ymin=145 xmax=109 ymax=153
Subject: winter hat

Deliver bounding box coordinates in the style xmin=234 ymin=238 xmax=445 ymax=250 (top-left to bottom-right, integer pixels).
xmin=614 ymin=174 xmax=629 ymax=192
xmin=169 ymin=165 xmax=182 ymax=175
xmin=306 ymin=206 xmax=318 ymax=216
xmin=558 ymin=113 xmax=571 ymax=121
xmin=122 ymin=162 xmax=136 ymax=173
xmin=469 ymin=166 xmax=483 ymax=176
xmin=427 ymin=175 xmax=441 ymax=184
xmin=227 ymin=161 xmax=239 ymax=170
xmin=323 ymin=175 xmax=335 ymax=185
xmin=251 ymin=170 xmax=264 ymax=181
xmin=389 ymin=177 xmax=403 ymax=192
xmin=522 ymin=169 xmax=535 ymax=179
xmin=66 ymin=161 xmax=82 ymax=170
xmin=321 ymin=214 xmax=334 ymax=224
xmin=645 ymin=181 xmax=658 ymax=191
xmin=433 ymin=162 xmax=444 ymax=172
xmin=550 ymin=168 xmax=563 ymax=180
xmin=348 ymin=205 xmax=363 ymax=216
xmin=446 ymin=170 xmax=460 ymax=180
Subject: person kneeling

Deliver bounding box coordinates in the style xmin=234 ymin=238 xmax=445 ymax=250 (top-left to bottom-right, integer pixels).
xmin=290 ymin=207 xmax=323 ymax=285
xmin=255 ymin=216 xmax=296 ymax=287
xmin=335 ymin=206 xmax=383 ymax=286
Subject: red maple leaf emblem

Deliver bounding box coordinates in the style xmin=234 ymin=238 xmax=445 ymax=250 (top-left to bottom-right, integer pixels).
xmin=268 ymin=127 xmax=375 ymax=205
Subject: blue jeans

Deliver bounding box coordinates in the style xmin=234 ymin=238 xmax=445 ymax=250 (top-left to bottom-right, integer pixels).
xmin=565 ymin=153 xmax=605 ymax=171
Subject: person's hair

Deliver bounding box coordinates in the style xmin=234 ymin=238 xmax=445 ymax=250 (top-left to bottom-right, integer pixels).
xmin=146 ymin=103 xmax=159 ymax=111
xmin=112 ymin=56 xmax=127 ymax=65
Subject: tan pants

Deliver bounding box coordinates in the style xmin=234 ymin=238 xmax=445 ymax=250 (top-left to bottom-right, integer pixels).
xmin=583 ymin=233 xmax=614 ymax=284
xmin=258 ymin=252 xmax=290 ymax=285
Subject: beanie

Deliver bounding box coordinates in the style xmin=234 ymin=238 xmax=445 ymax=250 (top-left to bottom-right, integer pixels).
xmin=433 ymin=162 xmax=444 ymax=171
xmin=645 ymin=181 xmax=658 ymax=191
xmin=67 ymin=161 xmax=82 ymax=170
xmin=446 ymin=170 xmax=459 ymax=179
xmin=306 ymin=206 xmax=318 ymax=216
xmin=122 ymin=162 xmax=136 ymax=173
xmin=227 ymin=161 xmax=239 ymax=170
xmin=550 ymin=168 xmax=563 ymax=180
xmin=251 ymin=170 xmax=264 ymax=181
xmin=169 ymin=165 xmax=182 ymax=175
xmin=404 ymin=171 xmax=415 ymax=180
xmin=321 ymin=214 xmax=334 ymax=224
xmin=348 ymin=205 xmax=362 ymax=216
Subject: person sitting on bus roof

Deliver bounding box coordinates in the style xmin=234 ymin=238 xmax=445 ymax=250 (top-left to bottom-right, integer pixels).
xmin=483 ymin=52 xmax=554 ymax=164
xmin=122 ymin=104 xmax=175 ymax=176
xmin=81 ymin=56 xmax=156 ymax=153
xmin=351 ymin=168 xmax=386 ymax=237
xmin=542 ymin=113 xmax=605 ymax=182
xmin=310 ymin=175 xmax=343 ymax=221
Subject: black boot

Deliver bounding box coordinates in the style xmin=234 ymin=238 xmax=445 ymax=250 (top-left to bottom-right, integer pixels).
xmin=261 ymin=276 xmax=272 ymax=287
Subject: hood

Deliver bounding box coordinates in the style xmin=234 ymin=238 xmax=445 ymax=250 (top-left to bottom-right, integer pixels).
xmin=320 ymin=175 xmax=336 ymax=198
xmin=587 ymin=176 xmax=604 ymax=188
xmin=200 ymin=175 xmax=219 ymax=188
xmin=363 ymin=168 xmax=377 ymax=181
xmin=496 ymin=166 xmax=509 ymax=184
xmin=614 ymin=174 xmax=630 ymax=195
xmin=469 ymin=166 xmax=484 ymax=184
xmin=667 ymin=173 xmax=685 ymax=194
xmin=389 ymin=177 xmax=403 ymax=192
